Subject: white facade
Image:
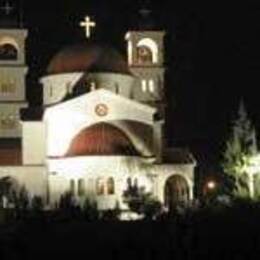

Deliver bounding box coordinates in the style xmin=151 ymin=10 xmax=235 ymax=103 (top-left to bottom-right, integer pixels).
xmin=0 ymin=16 xmax=196 ymax=211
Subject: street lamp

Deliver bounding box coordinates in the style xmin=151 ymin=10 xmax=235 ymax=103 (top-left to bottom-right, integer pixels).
xmin=207 ymin=181 xmax=216 ymax=190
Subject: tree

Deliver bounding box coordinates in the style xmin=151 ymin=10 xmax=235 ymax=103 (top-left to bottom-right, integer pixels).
xmin=82 ymin=198 xmax=99 ymax=220
xmin=31 ymin=196 xmax=44 ymax=212
xmin=123 ymin=181 xmax=162 ymax=219
xmin=0 ymin=176 xmax=20 ymax=208
xmin=222 ymin=99 xmax=257 ymax=198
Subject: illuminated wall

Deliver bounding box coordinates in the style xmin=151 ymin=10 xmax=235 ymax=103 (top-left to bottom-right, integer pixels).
xmin=0 ymin=28 xmax=28 ymax=138
xmin=0 ymin=166 xmax=47 ymax=198
xmin=47 ymin=156 xmax=152 ymax=209
xmin=22 ymin=121 xmax=46 ymax=165
xmin=41 ymin=72 xmax=83 ymax=105
xmin=44 ymin=89 xmax=156 ymax=157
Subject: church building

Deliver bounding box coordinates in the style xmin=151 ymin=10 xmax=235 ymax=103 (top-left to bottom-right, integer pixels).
xmin=0 ymin=2 xmax=196 ymax=210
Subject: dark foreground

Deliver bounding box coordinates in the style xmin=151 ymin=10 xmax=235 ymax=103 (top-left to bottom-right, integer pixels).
xmin=1 ymin=203 xmax=260 ymax=259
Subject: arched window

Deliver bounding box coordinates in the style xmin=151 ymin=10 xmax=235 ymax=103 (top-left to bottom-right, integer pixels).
xmin=141 ymin=79 xmax=155 ymax=93
xmin=107 ymin=177 xmax=115 ymax=195
xmin=96 ymin=178 xmax=105 ymax=195
xmin=148 ymin=79 xmax=155 ymax=93
xmin=141 ymin=79 xmax=147 ymax=92
xmin=70 ymin=179 xmax=76 ymax=195
xmin=78 ymin=179 xmax=85 ymax=196
xmin=0 ymin=43 xmax=18 ymax=60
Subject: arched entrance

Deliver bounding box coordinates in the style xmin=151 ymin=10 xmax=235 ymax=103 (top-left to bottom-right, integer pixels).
xmin=164 ymin=175 xmax=189 ymax=210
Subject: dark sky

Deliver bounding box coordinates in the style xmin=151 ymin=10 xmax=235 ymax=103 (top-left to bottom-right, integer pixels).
xmin=3 ymin=0 xmax=260 ymax=162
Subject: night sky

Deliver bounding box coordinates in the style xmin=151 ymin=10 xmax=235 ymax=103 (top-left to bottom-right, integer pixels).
xmin=3 ymin=0 xmax=260 ymax=163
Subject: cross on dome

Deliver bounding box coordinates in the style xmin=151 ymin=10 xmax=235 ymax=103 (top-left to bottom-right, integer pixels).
xmin=139 ymin=0 xmax=151 ymax=14
xmin=0 ymin=1 xmax=13 ymax=15
xmin=80 ymin=16 xmax=96 ymax=39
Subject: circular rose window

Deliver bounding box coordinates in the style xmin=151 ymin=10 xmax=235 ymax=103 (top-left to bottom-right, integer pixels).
xmin=95 ymin=103 xmax=108 ymax=117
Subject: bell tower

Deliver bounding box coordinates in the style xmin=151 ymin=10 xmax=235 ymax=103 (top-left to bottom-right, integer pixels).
xmin=125 ymin=8 xmax=166 ymax=117
xmin=125 ymin=6 xmax=166 ymax=162
xmin=0 ymin=0 xmax=28 ymax=138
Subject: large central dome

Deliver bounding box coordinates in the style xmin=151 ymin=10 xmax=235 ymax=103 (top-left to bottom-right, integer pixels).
xmin=47 ymin=43 xmax=131 ymax=75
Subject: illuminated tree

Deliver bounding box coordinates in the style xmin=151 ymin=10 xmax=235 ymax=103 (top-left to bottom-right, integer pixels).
xmin=222 ymin=99 xmax=257 ymax=197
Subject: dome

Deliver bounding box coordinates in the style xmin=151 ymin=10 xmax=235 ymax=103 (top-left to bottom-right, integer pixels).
xmin=47 ymin=43 xmax=131 ymax=75
xmin=65 ymin=123 xmax=140 ymax=157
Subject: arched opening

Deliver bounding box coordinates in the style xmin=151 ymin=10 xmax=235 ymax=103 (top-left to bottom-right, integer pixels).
xmin=136 ymin=38 xmax=159 ymax=64
xmin=164 ymin=175 xmax=189 ymax=210
xmin=0 ymin=43 xmax=18 ymax=60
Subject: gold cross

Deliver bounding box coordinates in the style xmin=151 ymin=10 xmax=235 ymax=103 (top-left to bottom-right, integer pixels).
xmin=80 ymin=16 xmax=96 ymax=39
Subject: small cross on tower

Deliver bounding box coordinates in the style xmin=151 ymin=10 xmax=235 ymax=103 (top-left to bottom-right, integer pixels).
xmin=80 ymin=16 xmax=96 ymax=39
xmin=0 ymin=1 xmax=13 ymax=15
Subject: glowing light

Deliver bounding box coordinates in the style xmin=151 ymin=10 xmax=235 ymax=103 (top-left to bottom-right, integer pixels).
xmin=141 ymin=79 xmax=155 ymax=93
xmin=80 ymin=16 xmax=96 ymax=39
xmin=148 ymin=79 xmax=154 ymax=93
xmin=207 ymin=181 xmax=216 ymax=190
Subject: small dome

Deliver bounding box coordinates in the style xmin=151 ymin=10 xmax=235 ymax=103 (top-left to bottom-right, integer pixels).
xmin=66 ymin=123 xmax=140 ymax=157
xmin=47 ymin=43 xmax=131 ymax=75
